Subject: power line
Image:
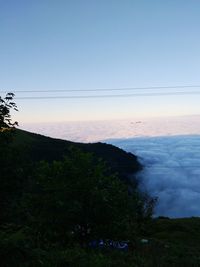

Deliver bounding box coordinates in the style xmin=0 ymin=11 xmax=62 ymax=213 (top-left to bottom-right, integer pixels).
xmin=15 ymin=91 xmax=200 ymax=99
xmin=2 ymin=85 xmax=200 ymax=94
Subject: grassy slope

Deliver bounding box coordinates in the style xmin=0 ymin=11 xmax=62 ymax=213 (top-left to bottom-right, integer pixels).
xmin=150 ymin=217 xmax=200 ymax=245
xmin=134 ymin=217 xmax=200 ymax=266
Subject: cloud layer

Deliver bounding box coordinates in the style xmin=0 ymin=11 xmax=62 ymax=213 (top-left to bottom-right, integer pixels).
xmin=107 ymin=135 xmax=200 ymax=218
xmin=21 ymin=115 xmax=200 ymax=143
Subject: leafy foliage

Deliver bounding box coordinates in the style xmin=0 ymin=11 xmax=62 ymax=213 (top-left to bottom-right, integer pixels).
xmin=24 ymin=148 xmax=151 ymax=247
xmin=0 ymin=93 xmax=18 ymax=131
xmin=0 ymin=93 xmax=21 ymax=223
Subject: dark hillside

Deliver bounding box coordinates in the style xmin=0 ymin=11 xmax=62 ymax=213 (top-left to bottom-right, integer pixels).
xmin=14 ymin=129 xmax=142 ymax=181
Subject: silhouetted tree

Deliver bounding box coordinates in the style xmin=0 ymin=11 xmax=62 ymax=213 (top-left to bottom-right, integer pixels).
xmin=0 ymin=93 xmax=21 ymax=223
xmin=0 ymin=92 xmax=18 ymax=131
xmin=24 ymin=149 xmax=154 ymax=248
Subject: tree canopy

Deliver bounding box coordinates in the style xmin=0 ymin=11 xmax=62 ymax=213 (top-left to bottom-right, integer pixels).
xmin=0 ymin=92 xmax=18 ymax=131
xmin=25 ymin=149 xmax=151 ymax=246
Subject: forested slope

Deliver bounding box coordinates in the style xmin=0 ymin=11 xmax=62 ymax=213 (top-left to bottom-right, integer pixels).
xmin=14 ymin=128 xmax=142 ymax=181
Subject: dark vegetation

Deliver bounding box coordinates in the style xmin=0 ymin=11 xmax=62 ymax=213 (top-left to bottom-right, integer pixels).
xmin=1 ymin=93 xmax=200 ymax=267
xmin=13 ymin=128 xmax=142 ymax=182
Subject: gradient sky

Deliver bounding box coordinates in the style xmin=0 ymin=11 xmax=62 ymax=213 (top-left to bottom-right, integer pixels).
xmin=1 ymin=0 xmax=200 ymax=123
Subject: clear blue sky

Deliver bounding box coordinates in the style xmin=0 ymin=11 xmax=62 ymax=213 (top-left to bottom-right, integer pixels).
xmin=1 ymin=0 xmax=200 ymax=123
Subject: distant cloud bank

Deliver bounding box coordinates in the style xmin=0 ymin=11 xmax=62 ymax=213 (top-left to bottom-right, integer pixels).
xmin=21 ymin=115 xmax=200 ymax=143
xmin=21 ymin=115 xmax=200 ymax=217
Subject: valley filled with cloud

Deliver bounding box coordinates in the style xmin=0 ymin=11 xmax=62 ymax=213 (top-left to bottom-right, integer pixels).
xmin=107 ymin=135 xmax=200 ymax=218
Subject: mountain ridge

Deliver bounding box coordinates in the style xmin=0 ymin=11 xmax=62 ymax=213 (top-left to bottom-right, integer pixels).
xmin=13 ymin=128 xmax=142 ymax=182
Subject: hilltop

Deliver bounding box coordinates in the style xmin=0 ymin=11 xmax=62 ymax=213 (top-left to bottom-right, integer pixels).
xmin=13 ymin=128 xmax=142 ymax=181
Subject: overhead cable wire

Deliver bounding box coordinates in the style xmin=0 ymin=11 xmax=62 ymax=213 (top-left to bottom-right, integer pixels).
xmin=15 ymin=91 xmax=200 ymax=100
xmin=2 ymin=85 xmax=200 ymax=94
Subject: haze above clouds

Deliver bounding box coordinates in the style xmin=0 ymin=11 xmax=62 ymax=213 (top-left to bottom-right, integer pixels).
xmin=21 ymin=115 xmax=200 ymax=218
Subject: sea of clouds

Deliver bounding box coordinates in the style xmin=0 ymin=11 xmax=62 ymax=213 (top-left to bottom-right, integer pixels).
xmin=21 ymin=115 xmax=200 ymax=218
xmin=106 ymin=135 xmax=200 ymax=218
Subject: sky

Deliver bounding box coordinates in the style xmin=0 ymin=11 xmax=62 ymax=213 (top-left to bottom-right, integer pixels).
xmin=1 ymin=0 xmax=200 ymax=123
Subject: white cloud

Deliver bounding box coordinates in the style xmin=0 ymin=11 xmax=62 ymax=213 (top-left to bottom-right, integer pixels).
xmin=107 ymin=135 xmax=200 ymax=218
